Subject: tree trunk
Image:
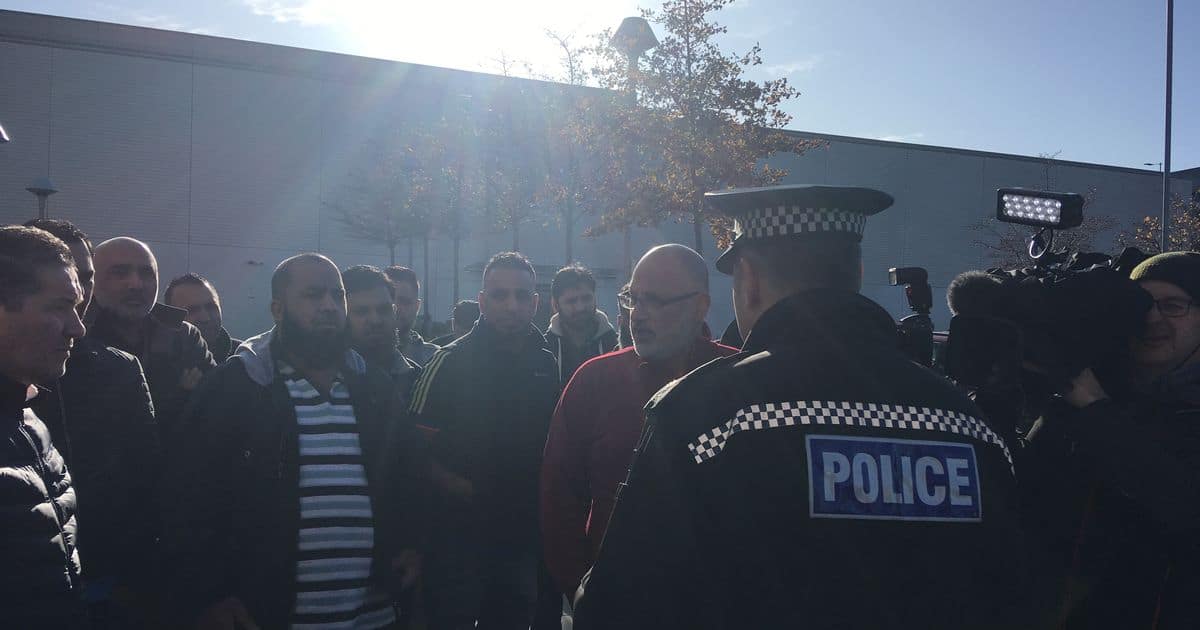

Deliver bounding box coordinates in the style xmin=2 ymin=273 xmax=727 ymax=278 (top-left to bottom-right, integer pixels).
xmin=407 ymin=237 xmax=414 ymax=267
xmin=422 ymin=235 xmax=431 ymax=336
xmin=565 ymin=204 xmax=574 ymax=265
xmin=693 ymin=213 xmax=705 ymax=254
xmin=452 ymin=235 xmax=461 ymax=302
xmin=623 ymin=226 xmax=633 ymax=282
xmin=512 ymin=216 xmax=520 ymax=252
xmin=389 ymin=241 xmax=397 ymax=266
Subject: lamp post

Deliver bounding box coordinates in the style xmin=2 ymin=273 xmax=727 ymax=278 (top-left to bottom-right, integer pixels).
xmin=26 ymin=176 xmax=58 ymax=220
xmin=1160 ymin=0 xmax=1174 ymax=252
xmin=610 ymin=17 xmax=658 ymax=281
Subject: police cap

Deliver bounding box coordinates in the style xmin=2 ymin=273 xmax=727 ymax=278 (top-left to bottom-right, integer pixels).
xmin=705 ymin=185 xmax=894 ymax=274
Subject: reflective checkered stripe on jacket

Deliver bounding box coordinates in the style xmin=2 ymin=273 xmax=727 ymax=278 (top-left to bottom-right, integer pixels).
xmin=686 ymin=401 xmax=1011 ymax=470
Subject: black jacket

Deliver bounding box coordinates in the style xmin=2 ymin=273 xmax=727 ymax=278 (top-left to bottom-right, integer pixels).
xmin=209 ymin=326 xmax=244 ymax=363
xmin=1 ymin=377 xmax=85 ymax=627
xmin=409 ymin=319 xmax=560 ymax=549
xmin=86 ymin=303 xmax=216 ymax=438
xmin=545 ymin=311 xmax=619 ymax=384
xmin=1020 ymin=365 xmax=1200 ymax=629
xmin=30 ymin=336 xmax=160 ymax=590
xmin=574 ymin=290 xmax=1033 ymax=630
xmin=162 ymin=330 xmax=428 ymax=628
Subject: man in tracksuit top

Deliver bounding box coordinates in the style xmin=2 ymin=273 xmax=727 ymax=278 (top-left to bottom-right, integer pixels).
xmin=164 ymin=254 xmax=425 ymax=629
xmin=409 ymin=252 xmax=560 ymax=630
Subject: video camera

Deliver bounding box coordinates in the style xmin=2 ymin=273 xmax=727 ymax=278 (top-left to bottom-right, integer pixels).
xmin=889 ymin=266 xmax=934 ymax=368
xmin=942 ymin=188 xmax=1152 ymax=431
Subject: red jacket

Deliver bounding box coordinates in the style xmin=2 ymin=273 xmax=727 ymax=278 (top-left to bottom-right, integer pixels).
xmin=540 ymin=337 xmax=737 ymax=595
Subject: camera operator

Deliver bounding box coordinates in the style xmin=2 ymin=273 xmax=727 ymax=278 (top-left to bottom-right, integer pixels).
xmin=1023 ymin=251 xmax=1200 ymax=629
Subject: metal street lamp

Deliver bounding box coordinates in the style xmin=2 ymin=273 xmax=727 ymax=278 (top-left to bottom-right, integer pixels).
xmin=610 ymin=17 xmax=658 ymax=281
xmin=1144 ymin=162 xmax=1163 ymax=171
xmin=26 ymin=176 xmax=58 ymax=219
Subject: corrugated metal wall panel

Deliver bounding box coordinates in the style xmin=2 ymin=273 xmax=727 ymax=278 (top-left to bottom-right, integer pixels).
xmin=190 ymin=64 xmax=322 ymax=251
xmin=48 ymin=47 xmax=192 ymax=244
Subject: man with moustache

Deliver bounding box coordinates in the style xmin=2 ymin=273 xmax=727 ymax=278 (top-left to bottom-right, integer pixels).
xmin=540 ymin=245 xmax=735 ymax=597
xmin=409 ymin=252 xmax=560 ymax=630
xmin=163 ymin=254 xmax=425 ymax=630
xmin=544 ymin=265 xmax=619 ymax=385
xmin=343 ymin=264 xmax=421 ymax=401
xmin=24 ymin=219 xmax=160 ymax=628
xmin=0 ymin=226 xmax=88 ymax=627
xmin=164 ymin=273 xmax=242 ymax=362
xmin=89 ymin=237 xmax=214 ymax=437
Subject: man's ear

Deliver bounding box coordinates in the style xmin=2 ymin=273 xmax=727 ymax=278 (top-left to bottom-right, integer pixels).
xmin=271 ymin=299 xmax=284 ymax=324
xmin=737 ymin=256 xmax=762 ymax=311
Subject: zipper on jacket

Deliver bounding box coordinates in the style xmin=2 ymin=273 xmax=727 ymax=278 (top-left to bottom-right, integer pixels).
xmin=18 ymin=422 xmax=78 ymax=587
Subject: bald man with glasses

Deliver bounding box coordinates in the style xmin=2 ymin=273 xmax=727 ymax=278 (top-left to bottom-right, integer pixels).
xmin=540 ymin=244 xmax=736 ymax=599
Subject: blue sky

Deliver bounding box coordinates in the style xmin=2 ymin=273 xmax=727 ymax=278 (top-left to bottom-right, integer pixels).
xmin=7 ymin=0 xmax=1197 ymax=171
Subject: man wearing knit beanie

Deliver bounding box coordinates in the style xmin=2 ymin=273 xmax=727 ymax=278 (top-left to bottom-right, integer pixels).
xmin=1129 ymin=251 xmax=1200 ymax=384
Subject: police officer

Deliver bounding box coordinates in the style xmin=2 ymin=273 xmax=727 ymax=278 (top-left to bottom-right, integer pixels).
xmin=573 ymin=186 xmax=1035 ymax=630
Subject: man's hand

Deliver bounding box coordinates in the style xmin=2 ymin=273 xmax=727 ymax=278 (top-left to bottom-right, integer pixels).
xmin=431 ymin=461 xmax=474 ymax=501
xmin=392 ymin=549 xmax=422 ymax=591
xmin=1064 ymin=367 xmax=1110 ymax=409
xmin=180 ymin=366 xmax=204 ymax=391
xmin=195 ymin=597 xmax=259 ymax=630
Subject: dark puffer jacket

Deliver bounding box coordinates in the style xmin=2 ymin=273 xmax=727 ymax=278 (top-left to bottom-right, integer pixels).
xmin=1 ymin=377 xmax=85 ymax=627
xmin=31 ymin=336 xmax=160 ymax=592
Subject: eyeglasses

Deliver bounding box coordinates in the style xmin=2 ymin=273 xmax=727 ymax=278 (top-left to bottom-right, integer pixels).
xmin=1154 ymin=298 xmax=1194 ymax=318
xmin=618 ymin=290 xmax=701 ymax=311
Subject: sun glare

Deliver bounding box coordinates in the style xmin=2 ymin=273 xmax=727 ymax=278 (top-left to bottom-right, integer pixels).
xmin=331 ymin=0 xmax=639 ymax=78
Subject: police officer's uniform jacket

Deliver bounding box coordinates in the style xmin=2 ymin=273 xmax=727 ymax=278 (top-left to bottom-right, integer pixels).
xmin=573 ymin=186 xmax=1032 ymax=630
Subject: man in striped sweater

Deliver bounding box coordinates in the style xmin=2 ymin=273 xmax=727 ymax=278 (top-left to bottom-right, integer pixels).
xmin=165 ymin=253 xmax=426 ymax=630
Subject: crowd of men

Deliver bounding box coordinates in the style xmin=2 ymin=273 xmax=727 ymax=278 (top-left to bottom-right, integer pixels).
xmin=2 ymin=183 xmax=1199 ymax=629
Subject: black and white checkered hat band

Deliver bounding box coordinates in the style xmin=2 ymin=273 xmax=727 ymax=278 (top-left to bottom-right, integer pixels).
xmin=686 ymin=400 xmax=1013 ymax=472
xmin=734 ymin=206 xmax=867 ymax=239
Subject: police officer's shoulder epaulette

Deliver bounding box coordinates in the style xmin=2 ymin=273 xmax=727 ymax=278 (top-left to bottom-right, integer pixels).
xmin=645 ymin=350 xmax=751 ymax=414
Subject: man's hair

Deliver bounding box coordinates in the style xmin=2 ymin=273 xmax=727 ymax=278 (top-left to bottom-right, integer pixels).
xmin=23 ymin=218 xmax=92 ymax=254
xmin=452 ymin=299 xmax=480 ymax=323
xmin=342 ymin=264 xmax=395 ymax=299
xmin=164 ymin=272 xmax=217 ymax=306
xmin=551 ymin=264 xmax=596 ymax=300
xmin=0 ymin=226 xmax=76 ymax=310
xmin=272 ymin=253 xmax=336 ymax=300
xmin=483 ymin=252 xmax=536 ymax=283
xmin=384 ymin=266 xmax=419 ymax=296
xmin=739 ymin=238 xmax=861 ymax=293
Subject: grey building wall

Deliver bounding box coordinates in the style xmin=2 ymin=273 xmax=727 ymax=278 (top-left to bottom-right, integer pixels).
xmin=1 ymin=10 xmax=1194 ymax=339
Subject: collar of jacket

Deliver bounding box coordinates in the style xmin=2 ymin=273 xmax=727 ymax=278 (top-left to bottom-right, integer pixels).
xmin=233 ymin=327 xmax=368 ymax=387
xmin=471 ymin=317 xmax=550 ymax=353
xmin=547 ymin=309 xmax=616 ymax=341
xmin=636 ymin=335 xmax=726 ymax=381
xmin=84 ymin=302 xmax=188 ymax=337
xmin=0 ymin=373 xmax=32 ymax=419
xmin=742 ymin=289 xmax=898 ymax=355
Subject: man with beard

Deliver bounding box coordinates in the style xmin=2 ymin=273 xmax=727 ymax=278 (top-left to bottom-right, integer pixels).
xmin=164 ymin=273 xmax=242 ymax=362
xmin=384 ymin=266 xmax=439 ymax=366
xmin=409 ymin=252 xmax=560 ymax=630
xmin=89 ymin=238 xmax=214 ymax=438
xmin=540 ymin=245 xmax=736 ymax=598
xmin=24 ymin=219 xmax=160 ymax=628
xmin=164 ymin=253 xmax=425 ymax=630
xmin=545 ymin=265 xmax=618 ymax=384
xmin=343 ymin=265 xmax=421 ymax=400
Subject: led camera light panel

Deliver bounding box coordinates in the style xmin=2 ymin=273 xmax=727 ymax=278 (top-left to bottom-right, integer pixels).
xmin=995 ymin=188 xmax=1084 ymax=229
